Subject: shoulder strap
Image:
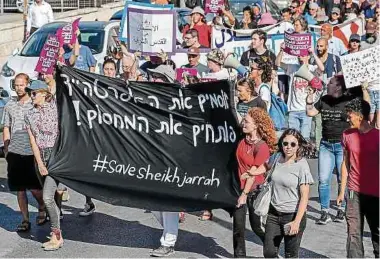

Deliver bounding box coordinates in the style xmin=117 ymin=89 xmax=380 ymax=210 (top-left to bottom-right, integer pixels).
xmin=264 ymin=153 xmax=281 ymax=182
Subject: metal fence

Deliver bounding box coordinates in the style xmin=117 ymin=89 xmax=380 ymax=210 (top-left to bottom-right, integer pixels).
xmin=0 ymin=0 xmax=121 ymax=13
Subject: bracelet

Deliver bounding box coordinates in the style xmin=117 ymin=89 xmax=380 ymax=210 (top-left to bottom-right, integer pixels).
xmin=306 ymin=101 xmax=314 ymax=105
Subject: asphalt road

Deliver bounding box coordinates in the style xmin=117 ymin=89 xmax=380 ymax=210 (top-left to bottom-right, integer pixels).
xmin=0 ymin=158 xmax=374 ymax=258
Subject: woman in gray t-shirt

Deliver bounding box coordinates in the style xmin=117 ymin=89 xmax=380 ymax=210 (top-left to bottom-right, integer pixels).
xmin=266 ymin=129 xmax=314 ymax=258
xmin=243 ymin=128 xmax=314 ymax=257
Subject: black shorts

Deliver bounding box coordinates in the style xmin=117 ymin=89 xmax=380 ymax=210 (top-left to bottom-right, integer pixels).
xmin=6 ymin=152 xmax=42 ymax=191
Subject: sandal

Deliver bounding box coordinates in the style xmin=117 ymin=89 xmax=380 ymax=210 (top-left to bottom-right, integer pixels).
xmin=16 ymin=220 xmax=31 ymax=232
xmin=198 ymin=211 xmax=213 ymax=221
xmin=36 ymin=208 xmax=48 ymax=226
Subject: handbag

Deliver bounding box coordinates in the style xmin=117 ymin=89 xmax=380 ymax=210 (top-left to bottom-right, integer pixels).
xmin=252 ymin=153 xmax=281 ymax=216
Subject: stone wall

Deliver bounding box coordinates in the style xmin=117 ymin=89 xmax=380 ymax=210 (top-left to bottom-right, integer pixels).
xmin=0 ymin=2 xmax=124 ymax=67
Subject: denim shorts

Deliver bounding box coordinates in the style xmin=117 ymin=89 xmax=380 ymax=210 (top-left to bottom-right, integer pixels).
xmin=368 ymin=90 xmax=380 ymax=114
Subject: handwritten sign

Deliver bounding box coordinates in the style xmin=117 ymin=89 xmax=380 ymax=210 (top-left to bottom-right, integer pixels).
xmin=284 ymin=31 xmax=311 ymax=57
xmin=119 ymin=2 xmax=174 ymax=42
xmin=175 ymin=68 xmax=198 ymax=83
xmin=340 ymin=45 xmax=380 ymax=88
xmin=34 ymin=34 xmax=61 ymax=75
xmin=127 ymin=8 xmax=176 ymax=55
xmin=56 ymin=18 xmax=81 ymax=45
xmin=204 ymin=0 xmax=224 ymax=14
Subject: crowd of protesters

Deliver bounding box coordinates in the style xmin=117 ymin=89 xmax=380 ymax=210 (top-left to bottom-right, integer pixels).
xmin=1 ymin=0 xmax=379 ymax=257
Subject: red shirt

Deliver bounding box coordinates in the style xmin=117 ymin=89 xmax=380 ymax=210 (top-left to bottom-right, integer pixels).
xmin=342 ymin=128 xmax=379 ymax=197
xmin=236 ymin=139 xmax=270 ymax=191
xmin=182 ymin=23 xmax=212 ymax=48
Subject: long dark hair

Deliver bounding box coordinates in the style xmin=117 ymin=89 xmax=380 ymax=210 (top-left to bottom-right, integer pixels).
xmin=278 ymin=129 xmax=314 ymax=160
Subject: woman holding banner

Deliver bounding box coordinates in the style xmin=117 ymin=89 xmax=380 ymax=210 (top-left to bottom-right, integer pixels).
xmin=25 ymin=80 xmax=62 ymax=251
xmin=233 ymin=107 xmax=277 ymax=257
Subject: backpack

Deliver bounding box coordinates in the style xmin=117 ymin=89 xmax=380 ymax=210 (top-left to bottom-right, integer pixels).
xmin=259 ymin=84 xmax=288 ymax=131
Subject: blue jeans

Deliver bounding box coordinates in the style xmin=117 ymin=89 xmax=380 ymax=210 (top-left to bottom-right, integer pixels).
xmin=368 ymin=90 xmax=380 ymax=114
xmin=318 ymin=140 xmax=345 ymax=211
xmin=288 ymin=111 xmax=312 ymax=140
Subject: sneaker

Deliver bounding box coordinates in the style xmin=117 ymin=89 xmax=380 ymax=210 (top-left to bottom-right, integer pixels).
xmin=151 ymin=246 xmax=175 ymax=257
xmin=334 ymin=209 xmax=345 ymax=223
xmin=316 ymin=211 xmax=332 ymax=225
xmin=79 ymin=203 xmax=95 ymax=217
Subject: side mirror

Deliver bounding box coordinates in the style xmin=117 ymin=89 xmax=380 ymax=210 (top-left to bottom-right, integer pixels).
xmin=12 ymin=48 xmax=19 ymax=56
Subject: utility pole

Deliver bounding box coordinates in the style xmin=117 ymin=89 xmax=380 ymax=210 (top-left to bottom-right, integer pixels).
xmin=22 ymin=0 xmax=28 ymax=43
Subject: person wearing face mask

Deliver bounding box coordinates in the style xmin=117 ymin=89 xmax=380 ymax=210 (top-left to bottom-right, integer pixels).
xmin=182 ymin=7 xmax=211 ymax=48
xmin=337 ymin=98 xmax=379 ymax=258
xmin=361 ymin=20 xmax=379 ymax=48
xmin=306 ymin=75 xmax=357 ymax=225
xmin=276 ymin=43 xmax=325 ymax=140
xmin=244 ymin=128 xmax=314 ymax=258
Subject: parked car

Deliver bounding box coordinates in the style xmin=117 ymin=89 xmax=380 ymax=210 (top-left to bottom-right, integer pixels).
xmin=0 ymin=21 xmax=120 ymax=97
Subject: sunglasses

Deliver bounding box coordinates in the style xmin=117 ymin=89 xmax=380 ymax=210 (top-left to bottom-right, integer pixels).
xmin=30 ymin=91 xmax=41 ymax=97
xmin=283 ymin=141 xmax=297 ymax=147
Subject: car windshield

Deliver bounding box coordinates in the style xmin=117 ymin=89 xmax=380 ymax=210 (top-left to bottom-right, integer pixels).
xmin=20 ymin=29 xmax=105 ymax=57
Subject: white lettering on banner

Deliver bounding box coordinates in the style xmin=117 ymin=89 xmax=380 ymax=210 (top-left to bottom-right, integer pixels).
xmin=198 ymin=90 xmax=229 ymax=112
xmin=93 ymin=154 xmax=220 ymax=188
xmin=340 ymin=45 xmax=380 ymax=88
xmin=62 ymin=73 xmax=236 ymax=147
xmin=192 ymin=122 xmax=237 ymax=147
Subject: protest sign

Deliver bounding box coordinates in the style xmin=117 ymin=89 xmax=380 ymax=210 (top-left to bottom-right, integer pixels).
xmin=284 ymin=31 xmax=311 ymax=57
xmin=56 ymin=18 xmax=80 ymax=45
xmin=49 ymin=66 xmax=240 ymax=211
xmin=34 ymin=34 xmax=61 ymax=75
xmin=175 ymin=68 xmax=198 ymax=83
xmin=127 ymin=8 xmax=176 ymax=55
xmin=204 ymin=0 xmax=224 ymax=14
xmin=119 ymin=2 xmax=174 ymax=42
xmin=340 ymin=45 xmax=380 ymax=88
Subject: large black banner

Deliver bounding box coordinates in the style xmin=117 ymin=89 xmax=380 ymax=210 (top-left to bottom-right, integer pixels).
xmin=48 ymin=66 xmax=240 ymax=211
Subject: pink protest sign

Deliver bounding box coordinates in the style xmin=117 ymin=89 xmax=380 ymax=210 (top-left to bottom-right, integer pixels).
xmin=34 ymin=34 xmax=61 ymax=75
xmin=56 ymin=18 xmax=81 ymax=45
xmin=175 ymin=68 xmax=198 ymax=83
xmin=204 ymin=0 xmax=224 ymax=14
xmin=284 ymin=31 xmax=312 ymax=57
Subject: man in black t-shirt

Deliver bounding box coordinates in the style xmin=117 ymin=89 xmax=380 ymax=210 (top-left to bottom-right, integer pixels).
xmin=306 ymin=75 xmax=357 ymax=225
xmin=239 ymin=29 xmax=277 ymax=69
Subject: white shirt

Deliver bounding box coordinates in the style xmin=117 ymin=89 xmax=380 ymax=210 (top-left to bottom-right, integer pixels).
xmin=328 ymin=36 xmax=348 ymax=57
xmin=257 ymin=83 xmax=271 ymax=112
xmin=27 ymin=1 xmax=54 ymax=32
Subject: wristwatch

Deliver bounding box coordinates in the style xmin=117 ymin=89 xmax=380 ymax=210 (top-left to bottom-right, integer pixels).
xmin=242 ymin=191 xmax=249 ymax=196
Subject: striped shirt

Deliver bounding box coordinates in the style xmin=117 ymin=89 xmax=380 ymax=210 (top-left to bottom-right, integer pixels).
xmin=3 ymin=99 xmax=33 ymax=155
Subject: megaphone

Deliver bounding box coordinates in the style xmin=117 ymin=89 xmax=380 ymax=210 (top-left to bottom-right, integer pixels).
xmin=224 ymin=54 xmax=249 ymax=77
xmin=295 ymin=64 xmax=323 ymax=91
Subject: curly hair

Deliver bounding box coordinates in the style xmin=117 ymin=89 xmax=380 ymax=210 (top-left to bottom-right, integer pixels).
xmin=278 ymin=128 xmax=314 ymax=160
xmin=237 ymin=78 xmax=258 ymax=96
xmin=345 ymin=97 xmax=371 ymax=121
xmin=251 ymin=56 xmax=273 ymax=83
xmin=247 ymin=107 xmax=277 ymax=154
